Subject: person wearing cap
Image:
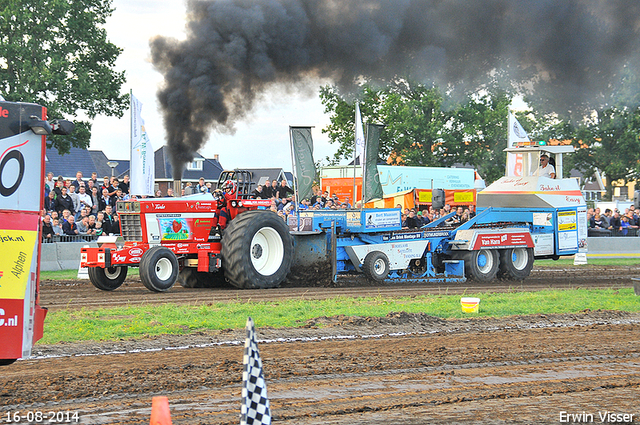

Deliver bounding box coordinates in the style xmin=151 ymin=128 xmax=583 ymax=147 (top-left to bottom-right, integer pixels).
xmin=417 ymin=210 xmax=430 ymax=226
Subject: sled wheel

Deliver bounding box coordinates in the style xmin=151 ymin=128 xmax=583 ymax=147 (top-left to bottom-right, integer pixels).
xmin=465 ymin=249 xmax=499 ymax=282
xmin=498 ymin=247 xmax=534 ymax=280
xmin=139 ymin=246 xmax=178 ymax=292
xmin=88 ymin=266 xmax=128 ymax=291
xmin=222 ymin=210 xmax=293 ymax=289
xmin=362 ymin=251 xmax=390 ymax=282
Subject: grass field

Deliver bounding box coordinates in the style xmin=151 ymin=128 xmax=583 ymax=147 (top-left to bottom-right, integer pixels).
xmin=37 ymin=258 xmax=640 ymax=344
xmin=39 ymin=288 xmax=640 ymax=344
xmin=39 ymin=258 xmax=638 ymax=281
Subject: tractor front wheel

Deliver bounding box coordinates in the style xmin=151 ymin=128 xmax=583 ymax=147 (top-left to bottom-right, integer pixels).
xmin=139 ymin=246 xmax=179 ymax=292
xmin=88 ymin=266 xmax=128 ymax=291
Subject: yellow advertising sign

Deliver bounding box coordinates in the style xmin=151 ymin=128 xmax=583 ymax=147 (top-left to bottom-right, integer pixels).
xmin=0 ymin=229 xmax=37 ymax=299
xmin=558 ymin=211 xmax=577 ymax=231
xmin=418 ymin=191 xmax=432 ymax=203
xmin=453 ymin=192 xmax=475 ymax=203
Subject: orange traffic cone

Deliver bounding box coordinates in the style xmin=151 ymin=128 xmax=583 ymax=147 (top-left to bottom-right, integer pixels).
xmin=150 ymin=396 xmax=172 ymax=425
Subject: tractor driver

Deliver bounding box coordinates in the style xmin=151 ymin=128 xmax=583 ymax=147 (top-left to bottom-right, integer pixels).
xmin=216 ymin=180 xmax=237 ymax=232
xmin=538 ymin=154 xmax=556 ymax=179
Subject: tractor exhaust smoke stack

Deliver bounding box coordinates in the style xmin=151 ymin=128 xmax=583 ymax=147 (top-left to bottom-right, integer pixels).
xmin=173 ymin=180 xmax=182 ymax=198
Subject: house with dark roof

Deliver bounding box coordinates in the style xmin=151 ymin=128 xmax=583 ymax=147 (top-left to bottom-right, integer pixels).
xmin=243 ymin=168 xmax=290 ymax=187
xmin=45 ymin=146 xmax=129 ymax=180
xmin=153 ymin=146 xmax=224 ymax=194
xmin=45 ymin=144 xmax=297 ymax=196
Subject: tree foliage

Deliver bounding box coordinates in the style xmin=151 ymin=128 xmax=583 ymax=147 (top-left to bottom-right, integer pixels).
xmin=448 ymin=86 xmax=513 ymax=183
xmin=319 ymin=80 xmax=516 ymax=183
xmin=0 ymin=0 xmax=127 ymax=153
xmin=320 ymin=77 xmax=640 ymax=193
xmin=572 ymin=107 xmax=640 ymax=200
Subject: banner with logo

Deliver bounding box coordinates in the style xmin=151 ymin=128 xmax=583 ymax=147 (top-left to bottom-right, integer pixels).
xmin=0 ymin=101 xmax=46 ymax=360
xmin=507 ymin=111 xmax=528 ymax=176
xmin=355 ymin=103 xmax=365 ymax=165
xmin=289 ymin=127 xmax=316 ymax=202
xmin=363 ymin=123 xmax=384 ymax=203
xmin=130 ymin=94 xmax=155 ymax=196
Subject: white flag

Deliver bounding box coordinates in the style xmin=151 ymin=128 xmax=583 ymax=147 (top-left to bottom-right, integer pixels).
xmin=355 ymin=102 xmax=365 ymax=165
xmin=130 ymin=94 xmax=155 ymax=196
xmin=507 ymin=111 xmax=529 ymax=177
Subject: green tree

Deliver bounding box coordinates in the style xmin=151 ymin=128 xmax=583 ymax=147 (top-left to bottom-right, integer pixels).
xmin=572 ymin=106 xmax=640 ymax=200
xmin=380 ymin=81 xmax=454 ymax=167
xmin=319 ymin=85 xmax=387 ymax=164
xmin=320 ymin=81 xmax=453 ymax=167
xmin=0 ymin=0 xmax=127 ymax=153
xmin=448 ymin=87 xmax=513 ymax=183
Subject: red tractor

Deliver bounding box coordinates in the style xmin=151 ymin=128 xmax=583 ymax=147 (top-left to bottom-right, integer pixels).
xmin=81 ymin=170 xmax=293 ymax=291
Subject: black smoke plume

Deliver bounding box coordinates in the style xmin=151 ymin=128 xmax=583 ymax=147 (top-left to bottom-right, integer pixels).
xmin=150 ymin=0 xmax=640 ymax=176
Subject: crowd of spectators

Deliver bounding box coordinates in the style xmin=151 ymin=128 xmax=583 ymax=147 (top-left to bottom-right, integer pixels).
xmin=42 ymin=171 xmax=127 ymax=242
xmin=587 ymin=206 xmax=640 ymax=237
xmin=398 ymin=204 xmax=476 ymax=229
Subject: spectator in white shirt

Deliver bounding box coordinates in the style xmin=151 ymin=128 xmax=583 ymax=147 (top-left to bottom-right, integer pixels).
xmin=538 ymin=154 xmax=556 ymax=178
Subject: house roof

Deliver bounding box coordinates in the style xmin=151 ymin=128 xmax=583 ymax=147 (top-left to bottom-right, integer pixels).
xmin=242 ymin=168 xmax=287 ymax=186
xmin=45 ymin=146 xmax=128 ymax=179
xmin=153 ymin=145 xmax=224 ymax=181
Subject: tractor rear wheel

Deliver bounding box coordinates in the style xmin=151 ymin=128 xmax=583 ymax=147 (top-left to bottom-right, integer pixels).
xmin=139 ymin=246 xmax=179 ymax=292
xmin=221 ymin=210 xmax=293 ymax=289
xmin=498 ymin=247 xmax=534 ymax=280
xmin=88 ymin=266 xmax=128 ymax=291
xmin=0 ymin=359 xmax=17 ymax=366
xmin=465 ymin=249 xmax=499 ymax=282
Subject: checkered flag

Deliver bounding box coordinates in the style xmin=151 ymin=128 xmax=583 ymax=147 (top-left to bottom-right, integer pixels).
xmin=241 ymin=317 xmax=271 ymax=425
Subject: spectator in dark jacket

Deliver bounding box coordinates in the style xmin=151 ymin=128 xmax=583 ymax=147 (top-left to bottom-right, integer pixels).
xmin=262 ymin=180 xmax=272 ymax=198
xmin=608 ymin=210 xmax=622 ymax=230
xmin=44 ymin=191 xmax=56 ymax=214
xmin=55 ymin=187 xmax=75 ymax=216
xmin=42 ymin=215 xmax=54 ymax=241
xmin=405 ymin=210 xmax=421 ymax=229
xmin=62 ymin=215 xmax=79 ymax=235
xmin=102 ymin=205 xmax=117 ymax=235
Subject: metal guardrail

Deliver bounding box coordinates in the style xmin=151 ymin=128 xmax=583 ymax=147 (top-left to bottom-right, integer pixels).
xmin=42 ymin=234 xmax=100 ymax=243
xmin=588 ymin=228 xmax=639 ymax=237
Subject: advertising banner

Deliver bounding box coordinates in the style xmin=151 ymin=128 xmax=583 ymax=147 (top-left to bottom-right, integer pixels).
xmin=289 ymin=127 xmax=316 ymax=202
xmin=0 ymin=101 xmax=46 ymax=360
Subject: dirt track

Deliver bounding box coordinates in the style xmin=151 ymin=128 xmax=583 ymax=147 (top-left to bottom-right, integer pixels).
xmin=2 ymin=266 xmax=640 ymax=424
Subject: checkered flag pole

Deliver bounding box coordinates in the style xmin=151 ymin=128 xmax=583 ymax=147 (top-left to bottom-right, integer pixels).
xmin=241 ymin=317 xmax=271 ymax=425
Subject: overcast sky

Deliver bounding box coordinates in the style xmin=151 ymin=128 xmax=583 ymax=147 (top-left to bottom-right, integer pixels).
xmin=90 ymin=0 xmax=334 ymax=170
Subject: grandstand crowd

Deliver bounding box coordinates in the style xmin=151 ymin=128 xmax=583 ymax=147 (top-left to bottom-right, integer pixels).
xmin=41 ymin=171 xmax=636 ymax=242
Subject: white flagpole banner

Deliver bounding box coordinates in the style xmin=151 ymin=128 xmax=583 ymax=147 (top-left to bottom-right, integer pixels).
xmin=507 ymin=111 xmax=529 ymax=176
xmin=241 ymin=317 xmax=271 ymax=425
xmin=355 ymin=102 xmax=365 ymax=165
xmin=130 ymin=94 xmax=155 ymax=196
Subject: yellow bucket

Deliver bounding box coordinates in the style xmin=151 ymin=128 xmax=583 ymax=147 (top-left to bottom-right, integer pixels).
xmin=461 ymin=297 xmax=480 ymax=313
